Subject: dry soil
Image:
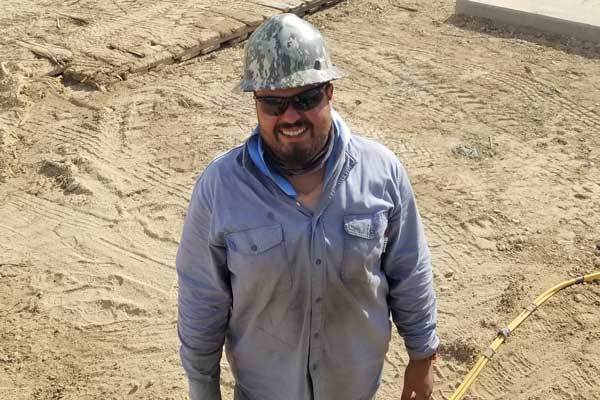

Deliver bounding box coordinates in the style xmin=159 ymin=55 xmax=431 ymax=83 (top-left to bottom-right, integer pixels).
xmin=1 ymin=1 xmax=600 ymax=399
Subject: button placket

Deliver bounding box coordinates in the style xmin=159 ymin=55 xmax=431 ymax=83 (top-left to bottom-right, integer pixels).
xmin=308 ymin=218 xmax=325 ymax=399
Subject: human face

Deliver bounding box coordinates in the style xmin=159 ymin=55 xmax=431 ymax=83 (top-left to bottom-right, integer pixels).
xmin=255 ymin=83 xmax=334 ymax=169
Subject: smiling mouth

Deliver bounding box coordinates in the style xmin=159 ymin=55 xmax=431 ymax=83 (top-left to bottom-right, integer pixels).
xmin=279 ymin=126 xmax=307 ymax=137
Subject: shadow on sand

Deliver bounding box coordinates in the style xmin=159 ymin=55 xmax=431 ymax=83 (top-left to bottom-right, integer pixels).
xmin=446 ymin=14 xmax=600 ymax=61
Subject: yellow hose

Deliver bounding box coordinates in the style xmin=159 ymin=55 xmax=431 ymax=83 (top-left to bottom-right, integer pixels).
xmin=448 ymin=271 xmax=600 ymax=400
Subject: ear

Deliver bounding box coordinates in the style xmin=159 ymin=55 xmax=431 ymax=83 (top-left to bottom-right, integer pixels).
xmin=326 ymin=83 xmax=334 ymax=101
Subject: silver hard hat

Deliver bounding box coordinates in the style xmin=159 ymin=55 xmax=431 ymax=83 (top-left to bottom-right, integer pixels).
xmin=238 ymin=13 xmax=343 ymax=92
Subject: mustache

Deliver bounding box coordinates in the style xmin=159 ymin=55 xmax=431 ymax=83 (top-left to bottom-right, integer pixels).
xmin=275 ymin=120 xmax=312 ymax=132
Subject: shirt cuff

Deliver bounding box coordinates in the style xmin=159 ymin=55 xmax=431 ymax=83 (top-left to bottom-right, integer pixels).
xmin=189 ymin=379 xmax=221 ymax=400
xmin=405 ymin=332 xmax=440 ymax=361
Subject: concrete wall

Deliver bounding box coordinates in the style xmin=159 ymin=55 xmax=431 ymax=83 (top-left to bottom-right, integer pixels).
xmin=456 ymin=0 xmax=600 ymax=43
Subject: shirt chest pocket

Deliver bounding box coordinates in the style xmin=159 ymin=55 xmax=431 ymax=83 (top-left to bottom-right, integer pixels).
xmin=342 ymin=212 xmax=389 ymax=282
xmin=225 ymin=224 xmax=292 ymax=289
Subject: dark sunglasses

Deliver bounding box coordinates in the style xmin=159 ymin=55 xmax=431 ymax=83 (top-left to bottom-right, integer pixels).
xmin=254 ymin=83 xmax=328 ymax=116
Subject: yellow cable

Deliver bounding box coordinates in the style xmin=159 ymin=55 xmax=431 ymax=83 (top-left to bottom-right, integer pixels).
xmin=448 ymin=271 xmax=600 ymax=400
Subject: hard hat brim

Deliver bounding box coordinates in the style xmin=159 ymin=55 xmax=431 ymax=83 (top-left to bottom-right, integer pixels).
xmin=234 ymin=66 xmax=344 ymax=93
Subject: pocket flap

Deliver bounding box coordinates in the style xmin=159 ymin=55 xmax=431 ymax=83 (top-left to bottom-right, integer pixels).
xmin=227 ymin=224 xmax=283 ymax=254
xmin=344 ymin=214 xmax=375 ymax=239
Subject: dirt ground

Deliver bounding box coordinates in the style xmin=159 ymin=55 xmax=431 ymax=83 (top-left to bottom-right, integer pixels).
xmin=1 ymin=0 xmax=600 ymax=399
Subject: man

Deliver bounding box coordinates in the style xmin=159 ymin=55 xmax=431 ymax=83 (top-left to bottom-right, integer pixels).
xmin=177 ymin=13 xmax=439 ymax=400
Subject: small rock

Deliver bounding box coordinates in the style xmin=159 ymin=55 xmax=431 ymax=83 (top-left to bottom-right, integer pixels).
xmin=439 ymin=286 xmax=449 ymax=293
xmin=64 ymin=181 xmax=80 ymax=193
xmin=444 ymin=271 xmax=455 ymax=279
xmin=557 ymin=230 xmax=576 ymax=244
xmin=452 ymin=144 xmax=480 ymax=159
xmin=474 ymin=237 xmax=497 ymax=251
xmin=595 ymin=242 xmax=600 ymax=251
xmin=573 ymin=294 xmax=584 ymax=303
xmin=128 ymin=384 xmax=139 ymax=395
xmin=593 ymin=258 xmax=600 ymax=268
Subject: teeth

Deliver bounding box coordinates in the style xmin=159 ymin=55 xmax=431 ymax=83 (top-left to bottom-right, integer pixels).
xmin=280 ymin=127 xmax=306 ymax=137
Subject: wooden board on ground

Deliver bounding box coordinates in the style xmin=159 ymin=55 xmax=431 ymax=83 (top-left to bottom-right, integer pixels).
xmin=209 ymin=7 xmax=266 ymax=28
xmin=227 ymin=2 xmax=283 ymax=20
xmin=2 ymin=0 xmax=345 ymax=88
xmin=248 ymin=0 xmax=307 ymax=13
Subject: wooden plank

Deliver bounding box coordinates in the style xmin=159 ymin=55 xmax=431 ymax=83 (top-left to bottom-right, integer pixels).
xmin=207 ymin=6 xmax=266 ymax=28
xmin=232 ymin=2 xmax=281 ymax=20
xmin=248 ymin=0 xmax=304 ymax=12
xmin=194 ymin=13 xmax=250 ymax=41
xmin=16 ymin=40 xmax=73 ymax=66
xmin=55 ymin=0 xmax=350 ymax=88
xmin=302 ymin=0 xmax=345 ymax=14
xmin=173 ymin=28 xmax=222 ymax=61
xmin=107 ymin=33 xmax=170 ymax=60
xmin=108 ymin=43 xmax=146 ymax=59
xmin=81 ymin=46 xmax=136 ymax=67
xmin=247 ymin=0 xmax=342 ymax=17
xmin=128 ymin=49 xmax=175 ymax=74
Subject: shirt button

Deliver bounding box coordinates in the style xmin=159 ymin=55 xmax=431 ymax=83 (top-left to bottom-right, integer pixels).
xmin=312 ymin=363 xmax=319 ymax=370
xmin=315 ymin=259 xmax=322 ymax=265
xmin=313 ymin=332 xmax=320 ymax=339
xmin=250 ymin=245 xmax=258 ymax=251
xmin=315 ymin=297 xmax=322 ymax=304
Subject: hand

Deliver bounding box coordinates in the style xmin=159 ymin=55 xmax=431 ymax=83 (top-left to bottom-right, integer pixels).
xmin=400 ymin=357 xmax=434 ymax=400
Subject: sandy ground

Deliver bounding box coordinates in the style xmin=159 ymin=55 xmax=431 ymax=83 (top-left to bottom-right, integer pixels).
xmin=1 ymin=0 xmax=600 ymax=399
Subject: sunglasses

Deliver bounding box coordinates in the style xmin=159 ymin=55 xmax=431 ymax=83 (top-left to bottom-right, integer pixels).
xmin=254 ymin=83 xmax=328 ymax=116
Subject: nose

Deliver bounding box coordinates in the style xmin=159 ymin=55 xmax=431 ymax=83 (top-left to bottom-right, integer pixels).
xmin=278 ymin=101 xmax=302 ymax=124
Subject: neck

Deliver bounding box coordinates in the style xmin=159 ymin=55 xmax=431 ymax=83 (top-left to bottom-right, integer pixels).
xmin=264 ymin=128 xmax=333 ymax=177
xmin=287 ymin=167 xmax=325 ymax=195
xmin=287 ymin=167 xmax=325 ymax=211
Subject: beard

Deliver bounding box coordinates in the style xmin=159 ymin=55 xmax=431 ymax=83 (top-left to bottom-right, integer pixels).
xmin=267 ymin=119 xmax=330 ymax=170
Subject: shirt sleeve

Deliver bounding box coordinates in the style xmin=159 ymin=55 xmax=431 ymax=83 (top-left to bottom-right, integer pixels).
xmin=382 ymin=164 xmax=439 ymax=360
xmin=177 ymin=175 xmax=231 ymax=400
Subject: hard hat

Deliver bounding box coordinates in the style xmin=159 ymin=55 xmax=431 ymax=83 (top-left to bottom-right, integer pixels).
xmin=238 ymin=13 xmax=343 ymax=92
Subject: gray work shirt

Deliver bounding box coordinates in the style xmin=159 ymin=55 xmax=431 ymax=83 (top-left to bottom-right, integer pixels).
xmin=177 ymin=113 xmax=439 ymax=400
